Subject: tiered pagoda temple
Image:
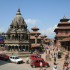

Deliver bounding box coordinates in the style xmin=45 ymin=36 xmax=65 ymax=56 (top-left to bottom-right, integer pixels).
xmin=40 ymin=35 xmax=53 ymax=47
xmin=5 ymin=9 xmax=30 ymax=51
xmin=54 ymin=16 xmax=70 ymax=50
xmin=44 ymin=37 xmax=52 ymax=46
xmin=30 ymin=27 xmax=42 ymax=51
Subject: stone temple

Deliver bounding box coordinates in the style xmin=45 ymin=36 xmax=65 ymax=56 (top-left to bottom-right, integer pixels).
xmin=5 ymin=9 xmax=30 ymax=51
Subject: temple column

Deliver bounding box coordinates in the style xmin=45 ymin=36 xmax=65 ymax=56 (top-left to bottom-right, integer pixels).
xmin=21 ymin=46 xmax=23 ymax=50
xmin=19 ymin=34 xmax=21 ymax=40
xmin=9 ymin=36 xmax=11 ymax=40
xmin=18 ymin=46 xmax=19 ymax=51
xmin=18 ymin=34 xmax=20 ymax=40
xmin=24 ymin=34 xmax=25 ymax=40
xmin=20 ymin=34 xmax=22 ymax=40
xmin=17 ymin=34 xmax=19 ymax=40
xmin=14 ymin=46 xmax=15 ymax=51
xmin=10 ymin=35 xmax=12 ymax=40
xmin=25 ymin=45 xmax=26 ymax=51
xmin=7 ymin=46 xmax=9 ymax=50
xmin=35 ymin=34 xmax=38 ymax=44
xmin=11 ymin=46 xmax=12 ymax=51
xmin=20 ymin=46 xmax=21 ymax=51
xmin=28 ymin=45 xmax=30 ymax=51
xmin=35 ymin=38 xmax=37 ymax=44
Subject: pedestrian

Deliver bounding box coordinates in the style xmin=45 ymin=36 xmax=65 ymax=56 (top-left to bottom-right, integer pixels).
xmin=65 ymin=53 xmax=69 ymax=61
xmin=54 ymin=57 xmax=56 ymax=64
xmin=40 ymin=61 xmax=43 ymax=70
xmin=63 ymin=65 xmax=68 ymax=70
xmin=63 ymin=61 xmax=69 ymax=70
xmin=53 ymin=63 xmax=57 ymax=70
xmin=26 ymin=56 xmax=29 ymax=64
xmin=46 ymin=49 xmax=47 ymax=54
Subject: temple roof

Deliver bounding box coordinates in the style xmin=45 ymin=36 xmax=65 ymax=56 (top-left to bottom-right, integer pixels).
xmin=7 ymin=28 xmax=11 ymax=33
xmin=44 ymin=35 xmax=47 ymax=38
xmin=61 ymin=37 xmax=70 ymax=42
xmin=7 ymin=9 xmax=29 ymax=34
xmin=30 ymin=36 xmax=42 ymax=39
xmin=58 ymin=22 xmax=70 ymax=26
xmin=55 ymin=34 xmax=69 ymax=37
xmin=31 ymin=44 xmax=41 ymax=48
xmin=44 ymin=40 xmax=50 ymax=43
xmin=31 ymin=27 xmax=39 ymax=31
xmin=54 ymin=17 xmax=70 ymax=32
xmin=10 ymin=9 xmax=27 ymax=27
xmin=54 ymin=27 xmax=70 ymax=31
xmin=60 ymin=16 xmax=69 ymax=22
xmin=39 ymin=35 xmax=45 ymax=38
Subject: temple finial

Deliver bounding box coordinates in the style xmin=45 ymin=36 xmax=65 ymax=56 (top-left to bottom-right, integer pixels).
xmin=18 ymin=8 xmax=20 ymax=12
xmin=16 ymin=8 xmax=21 ymax=15
xmin=63 ymin=15 xmax=66 ymax=19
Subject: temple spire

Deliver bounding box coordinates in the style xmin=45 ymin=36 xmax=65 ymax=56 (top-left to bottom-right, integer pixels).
xmin=60 ymin=16 xmax=69 ymax=22
xmin=16 ymin=8 xmax=21 ymax=15
xmin=63 ymin=15 xmax=67 ymax=19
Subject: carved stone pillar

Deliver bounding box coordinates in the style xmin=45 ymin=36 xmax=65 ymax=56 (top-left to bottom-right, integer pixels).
xmin=20 ymin=34 xmax=23 ymax=40
xmin=25 ymin=45 xmax=26 ymax=51
xmin=35 ymin=34 xmax=38 ymax=44
xmin=18 ymin=34 xmax=20 ymax=40
xmin=17 ymin=34 xmax=19 ymax=40
xmin=18 ymin=46 xmax=19 ymax=51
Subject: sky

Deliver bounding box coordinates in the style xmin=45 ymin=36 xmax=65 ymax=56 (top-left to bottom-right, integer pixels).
xmin=0 ymin=0 xmax=70 ymax=39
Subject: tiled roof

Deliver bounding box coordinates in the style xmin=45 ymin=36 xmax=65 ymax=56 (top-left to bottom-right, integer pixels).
xmin=56 ymin=27 xmax=70 ymax=29
xmin=30 ymin=36 xmax=41 ymax=39
xmin=54 ymin=27 xmax=70 ymax=32
xmin=61 ymin=37 xmax=70 ymax=42
xmin=31 ymin=44 xmax=41 ymax=48
xmin=31 ymin=27 xmax=39 ymax=30
xmin=55 ymin=34 xmax=69 ymax=37
xmin=58 ymin=22 xmax=70 ymax=25
xmin=45 ymin=40 xmax=49 ymax=43
xmin=39 ymin=35 xmax=45 ymax=38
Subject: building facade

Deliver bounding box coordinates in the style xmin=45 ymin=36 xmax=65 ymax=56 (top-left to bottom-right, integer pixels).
xmin=30 ymin=27 xmax=42 ymax=51
xmin=61 ymin=37 xmax=70 ymax=51
xmin=5 ymin=9 xmax=30 ymax=51
xmin=30 ymin=27 xmax=51 ymax=51
xmin=54 ymin=16 xmax=70 ymax=50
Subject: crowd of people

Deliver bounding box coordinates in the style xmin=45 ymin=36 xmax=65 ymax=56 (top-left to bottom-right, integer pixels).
xmin=45 ymin=46 xmax=70 ymax=70
xmin=63 ymin=52 xmax=70 ymax=70
xmin=25 ymin=45 xmax=70 ymax=70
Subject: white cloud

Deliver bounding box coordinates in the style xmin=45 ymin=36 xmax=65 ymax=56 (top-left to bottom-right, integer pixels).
xmin=25 ymin=18 xmax=38 ymax=25
xmin=40 ymin=25 xmax=57 ymax=38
